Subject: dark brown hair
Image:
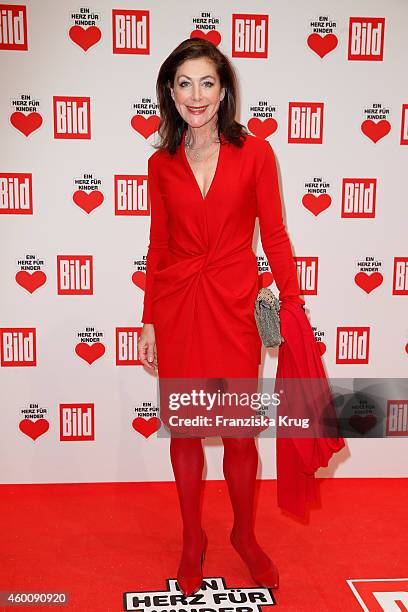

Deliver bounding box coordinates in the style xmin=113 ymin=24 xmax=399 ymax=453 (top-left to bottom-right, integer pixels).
xmin=152 ymin=37 xmax=248 ymax=155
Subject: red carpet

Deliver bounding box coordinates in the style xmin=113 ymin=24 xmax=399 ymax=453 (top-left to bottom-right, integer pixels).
xmin=1 ymin=478 xmax=407 ymax=611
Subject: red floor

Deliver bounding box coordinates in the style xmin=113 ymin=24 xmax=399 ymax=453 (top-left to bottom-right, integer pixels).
xmin=1 ymin=478 xmax=407 ymax=611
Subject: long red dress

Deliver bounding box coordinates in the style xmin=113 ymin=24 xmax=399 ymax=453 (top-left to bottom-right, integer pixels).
xmin=142 ymin=127 xmax=305 ymax=378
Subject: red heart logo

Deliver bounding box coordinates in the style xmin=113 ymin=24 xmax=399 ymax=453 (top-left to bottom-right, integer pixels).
xmin=349 ymin=414 xmax=377 ymax=434
xmin=317 ymin=341 xmax=326 ymax=355
xmin=131 ymin=115 xmax=160 ymax=138
xmin=19 ymin=418 xmax=49 ymax=440
xmin=190 ymin=29 xmax=221 ymax=47
xmin=247 ymin=117 xmax=278 ymax=139
xmin=132 ymin=416 xmax=161 ymax=438
xmin=10 ymin=111 xmax=43 ymax=136
xmin=258 ymin=271 xmax=274 ymax=289
xmin=302 ymin=193 xmax=332 ymax=216
xmin=132 ymin=271 xmax=146 ymax=291
xmin=75 ymin=342 xmax=106 ymax=364
xmin=69 ymin=25 xmax=101 ymax=51
xmin=405 ymin=343 xmax=408 ymax=354
xmin=15 ymin=270 xmax=46 ymax=293
xmin=73 ymin=190 xmax=104 ymax=213
xmin=361 ymin=119 xmax=391 ymax=143
xmin=307 ymin=33 xmax=338 ymax=58
xmin=354 ymin=272 xmax=383 ymax=294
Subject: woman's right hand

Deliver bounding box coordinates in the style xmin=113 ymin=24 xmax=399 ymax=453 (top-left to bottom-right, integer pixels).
xmin=137 ymin=323 xmax=158 ymax=372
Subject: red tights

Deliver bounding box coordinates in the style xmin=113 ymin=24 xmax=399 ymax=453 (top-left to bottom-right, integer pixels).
xmin=169 ymin=436 xmax=272 ymax=579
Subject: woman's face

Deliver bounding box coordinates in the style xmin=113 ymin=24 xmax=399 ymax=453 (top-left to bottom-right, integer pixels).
xmin=170 ymin=57 xmax=225 ymax=130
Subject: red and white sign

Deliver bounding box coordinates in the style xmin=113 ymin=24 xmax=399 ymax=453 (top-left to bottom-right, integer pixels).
xmin=347 ymin=578 xmax=408 ymax=611
xmin=400 ymin=104 xmax=408 ymax=145
xmin=57 ymin=255 xmax=93 ymax=295
xmin=114 ymin=174 xmax=149 ymax=215
xmin=0 ymin=4 xmax=27 ymax=50
xmin=392 ymin=257 xmax=408 ymax=295
xmin=296 ymin=257 xmax=318 ymax=295
xmin=232 ymin=14 xmax=268 ymax=58
xmin=341 ymin=178 xmax=377 ymax=218
xmin=0 ymin=328 xmax=36 ymax=367
xmin=288 ymin=102 xmax=324 ymax=143
xmin=60 ymin=403 xmax=94 ymax=441
xmin=0 ymin=172 xmax=32 ymax=214
xmin=116 ymin=327 xmax=141 ymax=365
xmin=348 ymin=17 xmax=385 ymax=61
xmin=53 ymin=96 xmax=91 ymax=139
xmin=386 ymin=401 xmax=408 ymax=437
xmin=112 ymin=9 xmax=149 ymax=54
xmin=336 ymin=327 xmax=370 ymax=364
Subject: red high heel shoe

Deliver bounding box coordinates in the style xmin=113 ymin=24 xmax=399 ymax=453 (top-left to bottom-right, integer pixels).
xmin=177 ymin=529 xmax=208 ymax=597
xmin=230 ymin=530 xmax=279 ymax=589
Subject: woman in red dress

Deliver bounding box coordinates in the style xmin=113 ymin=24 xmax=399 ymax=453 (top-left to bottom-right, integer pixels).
xmin=137 ymin=38 xmax=305 ymax=596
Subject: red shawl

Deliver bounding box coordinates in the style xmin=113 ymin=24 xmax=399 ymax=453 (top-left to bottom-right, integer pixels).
xmin=275 ymin=301 xmax=346 ymax=518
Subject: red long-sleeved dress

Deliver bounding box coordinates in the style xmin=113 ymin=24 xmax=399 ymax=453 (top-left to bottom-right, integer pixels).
xmin=142 ymin=128 xmax=305 ymax=379
xmin=142 ymin=127 xmax=345 ymax=514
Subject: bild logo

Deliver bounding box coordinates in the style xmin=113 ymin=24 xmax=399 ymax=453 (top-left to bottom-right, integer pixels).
xmin=288 ymin=102 xmax=324 ymax=144
xmin=57 ymin=255 xmax=93 ymax=295
xmin=112 ymin=9 xmax=149 ymax=54
xmin=59 ymin=403 xmax=94 ymax=441
xmin=386 ymin=400 xmax=408 ymax=437
xmin=53 ymin=96 xmax=91 ymax=139
xmin=114 ymin=174 xmax=150 ymax=215
xmin=336 ymin=327 xmax=370 ymax=364
xmin=0 ymin=328 xmax=36 ymax=367
xmin=347 ymin=578 xmax=408 ymax=611
xmin=392 ymin=257 xmax=408 ymax=295
xmin=348 ymin=17 xmax=385 ymax=61
xmin=123 ymin=576 xmax=276 ymax=611
xmin=231 ymin=13 xmax=268 ymax=58
xmin=401 ymin=104 xmax=408 ymax=145
xmin=341 ymin=178 xmax=377 ymax=218
xmin=0 ymin=4 xmax=28 ymax=50
xmin=0 ymin=172 xmax=32 ymax=214
xmin=116 ymin=327 xmax=141 ymax=366
xmin=296 ymin=257 xmax=318 ymax=296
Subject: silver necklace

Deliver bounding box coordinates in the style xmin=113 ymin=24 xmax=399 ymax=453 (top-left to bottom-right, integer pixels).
xmin=185 ymin=131 xmax=220 ymax=162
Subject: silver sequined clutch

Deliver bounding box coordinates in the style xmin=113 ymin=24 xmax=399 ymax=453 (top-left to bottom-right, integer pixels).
xmin=254 ymin=287 xmax=284 ymax=348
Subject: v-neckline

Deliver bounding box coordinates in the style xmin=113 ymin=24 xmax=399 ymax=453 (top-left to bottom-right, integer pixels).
xmin=181 ymin=128 xmax=224 ymax=202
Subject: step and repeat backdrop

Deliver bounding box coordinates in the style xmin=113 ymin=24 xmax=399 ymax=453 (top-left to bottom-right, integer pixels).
xmin=1 ymin=0 xmax=407 ymax=484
